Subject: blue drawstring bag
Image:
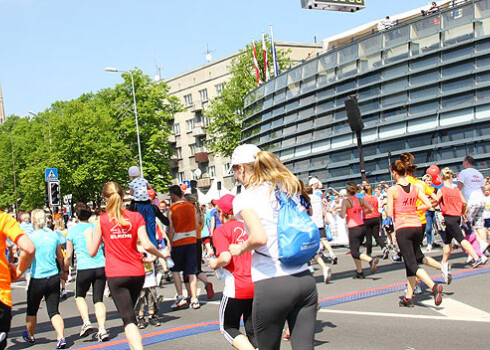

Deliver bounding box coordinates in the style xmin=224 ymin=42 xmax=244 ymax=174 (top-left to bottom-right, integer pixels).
xmin=325 ymin=225 xmax=333 ymax=242
xmin=275 ymin=188 xmax=320 ymax=267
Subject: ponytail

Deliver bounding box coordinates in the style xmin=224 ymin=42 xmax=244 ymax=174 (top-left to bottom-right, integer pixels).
xmin=390 ymin=160 xmax=406 ymax=176
xmin=102 ymin=182 xmax=129 ymax=226
xmin=400 ymin=152 xmax=417 ymax=175
xmin=440 ymin=167 xmax=454 ymax=181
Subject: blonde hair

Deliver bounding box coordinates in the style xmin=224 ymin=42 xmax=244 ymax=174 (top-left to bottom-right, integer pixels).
xmin=31 ymin=209 xmax=46 ymax=230
xmin=54 ymin=218 xmax=65 ymax=231
xmin=102 ymin=182 xmax=128 ymax=226
xmin=441 ymin=167 xmax=454 ymax=181
xmin=246 ymin=151 xmax=301 ymax=196
xmin=20 ymin=213 xmax=30 ymax=223
xmin=422 ymin=174 xmax=432 ymax=182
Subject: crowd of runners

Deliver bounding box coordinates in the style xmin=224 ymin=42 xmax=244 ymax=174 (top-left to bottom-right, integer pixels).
xmin=1 ymin=147 xmax=490 ymax=350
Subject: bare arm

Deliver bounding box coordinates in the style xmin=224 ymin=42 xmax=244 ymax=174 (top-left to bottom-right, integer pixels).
xmin=64 ymin=239 xmax=74 ymax=270
xmin=10 ymin=235 xmax=35 ymax=282
xmin=416 ymin=186 xmax=432 ymax=211
xmin=460 ymin=190 xmax=468 ymax=216
xmin=167 ymin=210 xmax=175 ymax=243
xmin=386 ymin=187 xmax=396 ymax=218
xmin=340 ymin=199 xmax=349 ymax=219
xmin=85 ymin=220 xmax=102 ymax=257
xmin=458 ymin=181 xmax=464 ymax=191
xmin=229 ymin=209 xmax=267 ymax=256
xmin=208 ymin=251 xmax=232 ymax=269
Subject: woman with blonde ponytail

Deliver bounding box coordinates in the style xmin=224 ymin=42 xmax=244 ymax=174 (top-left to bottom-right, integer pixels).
xmin=228 ymin=144 xmax=317 ymax=350
xmin=85 ymin=182 xmax=170 ymax=350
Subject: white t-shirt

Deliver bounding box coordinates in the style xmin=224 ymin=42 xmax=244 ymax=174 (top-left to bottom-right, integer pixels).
xmin=310 ymin=194 xmax=324 ymax=229
xmin=129 ymin=177 xmax=150 ymax=201
xmin=459 ymin=168 xmax=484 ymax=201
xmin=233 ymin=182 xmax=308 ymax=282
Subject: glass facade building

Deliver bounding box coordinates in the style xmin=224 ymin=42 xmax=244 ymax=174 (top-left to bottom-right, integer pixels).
xmin=242 ymin=0 xmax=490 ymax=188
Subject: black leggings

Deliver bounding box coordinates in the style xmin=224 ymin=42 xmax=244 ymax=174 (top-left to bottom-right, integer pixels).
xmin=0 ymin=301 xmax=11 ymax=350
xmin=107 ymin=275 xmax=145 ymax=326
xmin=396 ymin=227 xmax=425 ymax=277
xmin=253 ymin=270 xmax=317 ymax=350
xmin=219 ymin=296 xmax=256 ymax=347
xmin=443 ymin=215 xmax=466 ymax=245
xmin=27 ymin=274 xmax=61 ymax=319
xmin=75 ymin=267 xmax=106 ymax=303
xmin=364 ymin=217 xmax=385 ymax=255
xmin=348 ymin=225 xmax=366 ymax=260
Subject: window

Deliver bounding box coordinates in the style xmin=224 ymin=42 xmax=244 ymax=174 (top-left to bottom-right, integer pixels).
xmin=186 ymin=119 xmax=195 ymax=132
xmin=199 ymin=89 xmax=208 ymax=102
xmin=201 ymin=115 xmax=210 ymax=127
xmin=189 ymin=143 xmax=197 ymax=155
xmin=208 ymin=166 xmax=216 ymax=178
xmin=176 ymin=147 xmax=182 ymax=159
xmin=172 ymin=123 xmax=181 ymax=135
xmin=184 ymin=94 xmax=193 ymax=107
xmin=177 ymin=172 xmax=185 ymax=183
xmin=222 ymin=163 xmax=231 ymax=176
xmin=215 ymin=83 xmax=224 ymax=96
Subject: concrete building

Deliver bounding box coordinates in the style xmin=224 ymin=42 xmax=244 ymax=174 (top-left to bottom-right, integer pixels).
xmin=242 ymin=0 xmax=490 ymax=189
xmin=165 ymin=42 xmax=322 ymax=195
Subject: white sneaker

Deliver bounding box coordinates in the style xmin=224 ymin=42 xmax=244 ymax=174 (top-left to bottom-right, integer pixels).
xmin=481 ymin=255 xmax=489 ymax=265
xmin=426 ymin=244 xmax=433 ymax=252
xmin=480 ymin=242 xmax=489 ymax=254
xmin=466 ymin=255 xmax=474 ymax=264
xmin=171 ymin=295 xmax=187 ymax=310
xmin=441 ymin=263 xmax=451 ymax=285
xmin=323 ymin=267 xmax=332 ymax=284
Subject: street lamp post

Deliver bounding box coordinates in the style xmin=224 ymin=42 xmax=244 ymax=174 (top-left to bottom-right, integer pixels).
xmin=105 ymin=67 xmax=144 ymax=177
xmin=28 ymin=110 xmax=52 ymax=151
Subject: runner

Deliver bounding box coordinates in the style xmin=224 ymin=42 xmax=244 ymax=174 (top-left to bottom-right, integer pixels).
xmin=24 ymin=209 xmax=68 ymax=349
xmin=340 ymin=182 xmax=379 ymax=279
xmin=363 ymin=184 xmax=388 ymax=259
xmin=436 ymin=168 xmax=487 ymax=279
xmin=229 ymin=144 xmax=318 ymax=350
xmin=64 ymin=202 xmax=109 ymax=341
xmin=209 ymin=194 xmax=257 ymax=350
xmin=85 ymin=182 xmax=170 ymax=350
xmin=0 ymin=211 xmax=35 ymax=350
xmin=422 ymin=174 xmax=437 ymax=252
xmin=387 ymin=161 xmax=443 ymax=307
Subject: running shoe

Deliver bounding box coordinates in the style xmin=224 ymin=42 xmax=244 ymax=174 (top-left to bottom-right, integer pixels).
xmin=148 ymin=315 xmax=161 ymax=326
xmin=481 ymin=255 xmax=489 ymax=265
xmin=190 ymin=299 xmax=201 ymax=309
xmin=79 ymin=322 xmax=94 ymax=338
xmin=137 ymin=316 xmax=147 ymax=329
xmin=353 ymin=271 xmax=365 ymax=279
xmin=404 ymin=285 xmax=422 ymax=295
xmin=471 ymin=256 xmax=485 ymax=268
xmin=282 ymin=331 xmax=291 ymax=341
xmin=96 ymin=329 xmax=109 ymax=342
xmin=399 ymin=297 xmax=414 ymax=308
xmin=425 ymin=244 xmax=433 ymax=252
xmin=432 ymin=283 xmax=443 ymax=306
xmin=466 ymin=255 xmax=475 ymax=264
xmin=370 ymin=257 xmax=380 ymax=274
xmin=60 ymin=289 xmax=67 ymax=300
xmin=323 ymin=266 xmax=332 ymax=284
xmin=480 ymin=242 xmax=489 ymax=254
xmin=22 ymin=331 xmax=35 ymax=344
xmin=308 ymin=265 xmax=315 ymax=273
xmin=165 ymin=271 xmax=172 ymax=282
xmin=205 ymin=282 xmax=215 ymax=300
xmin=156 ymin=293 xmax=164 ymax=304
xmin=391 ymin=253 xmax=402 ymax=263
xmin=329 ymin=252 xmax=338 ymax=265
xmin=56 ymin=338 xmax=66 ymax=349
xmin=382 ymin=248 xmax=390 ymax=260
xmin=170 ymin=296 xmax=188 ymax=310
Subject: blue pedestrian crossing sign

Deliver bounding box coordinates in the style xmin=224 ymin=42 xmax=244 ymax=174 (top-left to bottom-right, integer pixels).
xmin=45 ymin=168 xmax=59 ymax=182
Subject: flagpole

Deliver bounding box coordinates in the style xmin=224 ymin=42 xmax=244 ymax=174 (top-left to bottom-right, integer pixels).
xmin=270 ymin=24 xmax=279 ymax=77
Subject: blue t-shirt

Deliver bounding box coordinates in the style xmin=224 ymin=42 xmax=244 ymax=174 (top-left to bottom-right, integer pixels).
xmin=30 ymin=228 xmax=60 ymax=279
xmin=210 ymin=209 xmax=222 ymax=229
xmin=67 ymin=222 xmax=105 ymax=270
xmin=19 ymin=222 xmax=34 ymax=235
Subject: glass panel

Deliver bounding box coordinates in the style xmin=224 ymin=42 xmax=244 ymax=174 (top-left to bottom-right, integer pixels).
xmin=311 ymin=155 xmax=330 ymax=167
xmin=379 ymin=138 xmax=405 ymax=153
xmin=379 ymin=122 xmax=405 ymax=139
xmin=284 ymin=124 xmax=296 ymax=135
xmin=411 ymin=55 xmax=439 ymax=71
xmin=338 ymin=61 xmax=357 ymax=80
xmin=300 ymin=76 xmax=317 ymax=94
xmin=382 ymin=78 xmax=407 ymax=94
xmin=263 ymin=96 xmax=273 ymax=109
xmin=475 ymin=104 xmax=490 ymax=119
xmin=359 ymin=53 xmax=382 ymax=73
xmin=295 ymin=144 xmax=311 ymax=158
xmin=317 ymin=69 xmax=335 ymax=88
xmin=312 ymin=139 xmax=330 ymax=153
xmin=441 ymin=61 xmax=473 ymax=77
xmin=363 ymin=114 xmax=379 ymax=127
xmin=408 ymin=134 xmax=434 ymax=148
xmin=302 ymin=60 xmax=318 ymax=79
xmin=282 ymin=137 xmax=296 ymax=147
xmin=382 ymin=63 xmax=408 ymax=79
xmin=314 ymin=127 xmax=332 ymax=139
xmin=273 ymin=89 xmax=286 ymax=104
xmin=264 ymin=80 xmax=276 ymax=96
xmin=440 ymin=108 xmax=473 ymax=126
xmin=339 ymin=44 xmax=359 ymax=63
xmin=275 ymin=73 xmax=288 ymax=90
xmin=383 ymin=44 xmax=409 ymax=64
xmin=442 ymin=92 xmax=474 ymax=108
xmin=382 ymin=106 xmax=408 ymax=122
xmin=475 ymin=17 xmax=490 ymax=37
xmin=442 ymin=3 xmax=474 ymax=29
xmin=476 ymin=122 xmax=490 ymax=135
xmin=331 ymin=134 xmax=353 ymax=149
xmin=359 ymin=72 xmax=380 ymax=86
xmin=359 ymin=35 xmax=381 ymax=56
xmin=442 ymin=45 xmax=473 ymax=62
xmin=441 ymin=77 xmax=474 ymax=92
xmin=337 ymin=80 xmax=357 ymax=94
xmin=476 ymin=38 xmax=490 ymax=52
xmin=294 ymin=159 xmax=311 ymax=171
xmin=361 ymin=128 xmax=377 ymax=143
xmin=359 ymin=99 xmax=379 ymax=114
xmin=358 ymin=85 xmax=380 ymax=100
xmin=330 ymin=150 xmax=351 ymax=162
xmin=409 ymin=100 xmax=439 ymax=115
xmin=286 ymin=83 xmax=300 ymax=99
xmin=272 ymin=105 xmax=285 ymax=117
xmin=298 ymin=107 xmax=314 ymax=120
xmin=381 ymin=92 xmax=407 ymax=108
xmin=316 ymin=114 xmax=333 ymax=126
xmin=285 ymin=100 xmax=299 ymax=112
xmin=284 ymin=112 xmax=298 ymax=124
xmin=316 ymin=100 xmax=334 ymax=114
xmin=270 ymin=129 xmax=283 ymax=139
xmin=411 ymin=16 xmax=440 ymax=39
xmin=440 ymin=126 xmax=473 ymax=142
xmin=475 ymin=0 xmax=490 ymax=19
xmin=333 ymin=109 xmax=347 ymax=121
xmin=332 ymin=122 xmax=350 ymax=134
xmin=299 ymin=94 xmax=315 ymax=107
xmin=442 ymin=23 xmax=474 ymax=46
xmin=318 ymin=52 xmax=337 ymax=71
xmin=260 ymin=133 xmax=270 ymax=143
xmin=384 ymin=25 xmax=409 ymax=49
xmin=410 ymin=85 xmax=439 ymax=101
xmin=280 ymin=147 xmax=295 ymax=161
xmin=316 ymin=87 xmax=334 ymax=101
xmin=297 ymin=132 xmax=313 ymax=143
xmin=287 ymin=66 xmax=302 ymax=84
xmin=477 ymin=87 xmax=490 ymax=101
xmin=261 ymin=111 xmax=272 ymax=121
xmin=410 ymin=33 xmax=440 ymax=55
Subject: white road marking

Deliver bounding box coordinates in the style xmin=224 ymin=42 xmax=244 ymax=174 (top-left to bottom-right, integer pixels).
xmin=419 ymin=297 xmax=490 ymax=322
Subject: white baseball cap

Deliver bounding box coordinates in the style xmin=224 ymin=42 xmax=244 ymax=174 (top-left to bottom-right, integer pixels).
xmin=229 ymin=144 xmax=261 ymax=170
xmin=128 ymin=166 xmax=140 ymax=177
xmin=308 ymin=177 xmax=321 ymax=186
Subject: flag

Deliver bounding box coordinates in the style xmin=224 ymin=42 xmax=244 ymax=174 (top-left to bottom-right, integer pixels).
xmin=270 ymin=25 xmax=280 ymax=77
xmin=262 ymin=33 xmax=270 ymax=82
xmin=252 ymin=39 xmax=261 ymax=86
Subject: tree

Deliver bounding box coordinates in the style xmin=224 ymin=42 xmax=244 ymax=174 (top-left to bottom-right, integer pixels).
xmin=205 ymin=37 xmax=291 ymax=157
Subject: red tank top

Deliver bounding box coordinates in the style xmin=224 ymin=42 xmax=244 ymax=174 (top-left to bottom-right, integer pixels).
xmin=394 ymin=184 xmax=421 ymax=231
xmin=346 ymin=196 xmax=364 ymax=228
xmin=364 ymin=195 xmax=380 ymax=219
xmin=440 ymin=185 xmax=464 ymax=217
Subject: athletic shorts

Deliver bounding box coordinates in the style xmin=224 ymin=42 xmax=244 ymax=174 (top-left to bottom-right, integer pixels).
xmin=170 ymin=243 xmax=198 ymax=275
xmin=467 ymin=201 xmax=485 ymax=229
xmin=75 ymin=267 xmax=106 ymax=303
xmin=27 ymin=274 xmax=60 ymax=318
xmin=318 ymin=227 xmax=326 ymax=239
xmin=484 ymin=218 xmax=490 ymax=229
xmin=0 ymin=301 xmax=11 ymax=350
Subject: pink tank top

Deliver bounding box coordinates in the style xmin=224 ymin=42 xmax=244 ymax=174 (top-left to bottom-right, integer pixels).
xmin=394 ymin=184 xmax=421 ymax=231
xmin=440 ymin=185 xmax=464 ymax=217
xmin=364 ymin=195 xmax=380 ymax=219
xmin=346 ymin=196 xmax=364 ymax=228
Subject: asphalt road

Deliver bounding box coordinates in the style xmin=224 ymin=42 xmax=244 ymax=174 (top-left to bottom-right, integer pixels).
xmin=7 ymin=245 xmax=490 ymax=350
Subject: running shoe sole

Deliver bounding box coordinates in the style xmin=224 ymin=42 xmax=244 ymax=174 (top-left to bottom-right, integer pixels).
xmin=80 ymin=324 xmax=94 ymax=338
xmin=433 ymin=284 xmax=443 ymax=306
xmin=190 ymin=302 xmax=201 ymax=309
xmin=370 ymin=258 xmax=380 ymax=274
xmin=22 ymin=331 xmax=35 ymax=344
xmin=56 ymin=338 xmax=66 ymax=349
xmin=96 ymin=332 xmax=109 ymax=342
xmin=399 ymin=298 xmax=414 ymax=308
xmin=170 ymin=299 xmax=188 ymax=310
xmin=205 ymin=282 xmax=215 ymax=300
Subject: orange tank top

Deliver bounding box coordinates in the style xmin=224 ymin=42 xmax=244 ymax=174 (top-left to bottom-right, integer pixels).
xmin=440 ymin=185 xmax=464 ymax=217
xmin=394 ymin=184 xmax=421 ymax=231
xmin=364 ymin=195 xmax=380 ymax=219
xmin=346 ymin=196 xmax=364 ymax=228
xmin=170 ymin=201 xmax=197 ymax=247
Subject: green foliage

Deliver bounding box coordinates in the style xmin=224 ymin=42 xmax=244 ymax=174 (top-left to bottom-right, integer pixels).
xmin=205 ymin=37 xmax=291 ymax=157
xmin=0 ymin=69 xmax=181 ymax=211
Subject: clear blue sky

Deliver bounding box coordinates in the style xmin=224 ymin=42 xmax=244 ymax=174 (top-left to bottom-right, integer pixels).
xmin=0 ymin=0 xmax=431 ymax=117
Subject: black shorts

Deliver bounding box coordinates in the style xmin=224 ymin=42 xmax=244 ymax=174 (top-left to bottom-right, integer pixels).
xmin=170 ymin=243 xmax=198 ymax=275
xmin=107 ymin=275 xmax=145 ymax=327
xmin=0 ymin=301 xmax=11 ymax=350
xmin=318 ymin=227 xmax=326 ymax=239
xmin=27 ymin=274 xmax=60 ymax=319
xmin=443 ymin=215 xmax=466 ymax=245
xmin=75 ymin=267 xmax=106 ymax=303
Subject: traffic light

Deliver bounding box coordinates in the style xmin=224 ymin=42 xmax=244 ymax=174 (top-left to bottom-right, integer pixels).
xmin=48 ymin=181 xmax=61 ymax=207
